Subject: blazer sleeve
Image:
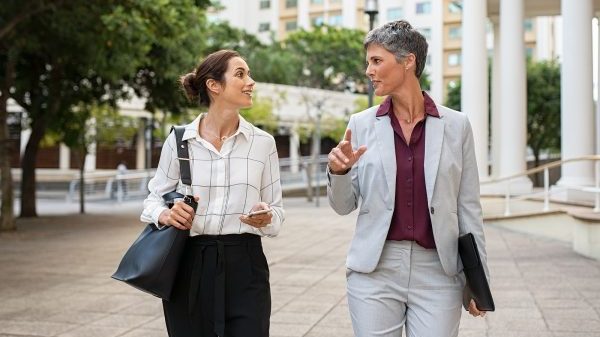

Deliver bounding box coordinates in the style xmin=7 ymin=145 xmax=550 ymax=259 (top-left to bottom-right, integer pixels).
xmin=457 ymin=115 xmax=490 ymax=305
xmin=327 ymin=115 xmax=360 ymax=215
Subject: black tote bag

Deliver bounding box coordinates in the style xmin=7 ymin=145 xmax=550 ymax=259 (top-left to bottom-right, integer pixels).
xmin=112 ymin=126 xmax=193 ymax=300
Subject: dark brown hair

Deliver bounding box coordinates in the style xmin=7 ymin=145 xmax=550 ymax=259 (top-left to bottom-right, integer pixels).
xmin=180 ymin=49 xmax=241 ymax=106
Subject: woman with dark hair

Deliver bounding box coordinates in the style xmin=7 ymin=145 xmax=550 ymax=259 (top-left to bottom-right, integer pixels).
xmin=141 ymin=49 xmax=284 ymax=337
xmin=327 ymin=20 xmax=489 ymax=336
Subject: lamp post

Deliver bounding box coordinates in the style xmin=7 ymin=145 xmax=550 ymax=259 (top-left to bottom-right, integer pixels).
xmin=364 ymin=0 xmax=379 ymax=107
xmin=314 ymin=101 xmax=323 ymax=207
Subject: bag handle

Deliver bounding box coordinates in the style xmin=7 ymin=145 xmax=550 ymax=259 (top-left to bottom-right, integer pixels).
xmin=171 ymin=126 xmax=192 ymax=186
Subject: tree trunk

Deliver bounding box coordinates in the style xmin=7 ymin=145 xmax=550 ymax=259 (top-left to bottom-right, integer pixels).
xmin=19 ymin=115 xmax=47 ymax=217
xmin=0 ymin=52 xmax=16 ymax=230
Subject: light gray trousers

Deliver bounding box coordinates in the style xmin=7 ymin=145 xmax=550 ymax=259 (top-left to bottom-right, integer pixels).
xmin=346 ymin=240 xmax=464 ymax=337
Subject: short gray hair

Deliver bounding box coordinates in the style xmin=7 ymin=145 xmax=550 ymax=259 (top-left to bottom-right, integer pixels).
xmin=364 ymin=20 xmax=428 ymax=78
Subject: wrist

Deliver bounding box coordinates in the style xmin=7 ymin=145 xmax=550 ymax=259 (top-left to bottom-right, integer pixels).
xmin=329 ymin=166 xmax=350 ymax=175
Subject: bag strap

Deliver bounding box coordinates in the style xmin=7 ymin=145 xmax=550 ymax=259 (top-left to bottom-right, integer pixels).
xmin=171 ymin=126 xmax=192 ymax=186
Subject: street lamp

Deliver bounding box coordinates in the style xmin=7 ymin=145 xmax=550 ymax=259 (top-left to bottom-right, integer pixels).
xmin=364 ymin=0 xmax=379 ymax=107
xmin=314 ymin=101 xmax=323 ymax=207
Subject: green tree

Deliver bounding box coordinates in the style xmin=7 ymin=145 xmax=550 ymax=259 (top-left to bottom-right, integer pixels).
xmin=445 ymin=80 xmax=461 ymax=111
xmin=285 ymin=25 xmax=367 ymax=91
xmin=3 ymin=0 xmax=209 ymax=219
xmin=527 ymin=59 xmax=561 ymax=183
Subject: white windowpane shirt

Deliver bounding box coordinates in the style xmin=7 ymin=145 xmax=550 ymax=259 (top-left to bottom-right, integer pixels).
xmin=141 ymin=114 xmax=284 ymax=237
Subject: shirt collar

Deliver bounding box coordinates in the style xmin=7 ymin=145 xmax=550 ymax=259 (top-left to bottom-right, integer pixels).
xmin=375 ymin=91 xmax=440 ymax=118
xmin=182 ymin=113 xmax=252 ymax=142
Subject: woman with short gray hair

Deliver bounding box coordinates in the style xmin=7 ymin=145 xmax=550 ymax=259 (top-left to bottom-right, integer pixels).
xmin=327 ymin=20 xmax=489 ymax=336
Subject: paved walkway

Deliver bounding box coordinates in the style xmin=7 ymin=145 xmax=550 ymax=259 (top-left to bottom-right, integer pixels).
xmin=0 ymin=197 xmax=599 ymax=337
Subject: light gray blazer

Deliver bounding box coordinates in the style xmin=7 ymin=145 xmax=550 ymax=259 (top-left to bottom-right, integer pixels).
xmin=327 ymin=103 xmax=489 ymax=281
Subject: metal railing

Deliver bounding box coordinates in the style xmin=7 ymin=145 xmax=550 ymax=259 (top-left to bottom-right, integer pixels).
xmin=67 ymin=170 xmax=155 ymax=202
xmin=64 ymin=156 xmax=330 ymax=202
xmin=480 ymin=155 xmax=600 ymax=216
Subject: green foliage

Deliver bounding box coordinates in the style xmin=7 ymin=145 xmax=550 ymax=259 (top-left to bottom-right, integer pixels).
xmin=240 ymin=95 xmax=277 ymax=134
xmin=445 ymin=80 xmax=461 ymax=111
xmin=285 ymin=25 xmax=367 ymax=91
xmin=353 ymin=95 xmax=385 ymax=113
xmin=527 ymin=59 xmax=561 ymax=157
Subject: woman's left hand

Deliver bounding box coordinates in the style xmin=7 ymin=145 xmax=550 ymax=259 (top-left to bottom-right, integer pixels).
xmin=239 ymin=202 xmax=272 ymax=228
xmin=468 ymin=299 xmax=486 ymax=317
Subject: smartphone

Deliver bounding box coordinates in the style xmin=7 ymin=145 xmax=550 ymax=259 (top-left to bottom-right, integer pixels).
xmin=247 ymin=209 xmax=271 ymax=217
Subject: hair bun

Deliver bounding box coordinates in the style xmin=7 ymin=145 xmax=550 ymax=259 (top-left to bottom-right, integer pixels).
xmin=180 ymin=72 xmax=199 ymax=102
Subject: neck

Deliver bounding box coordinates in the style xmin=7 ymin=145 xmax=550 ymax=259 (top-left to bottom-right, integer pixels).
xmin=390 ymin=81 xmax=424 ymax=123
xmin=202 ymin=105 xmax=240 ymax=139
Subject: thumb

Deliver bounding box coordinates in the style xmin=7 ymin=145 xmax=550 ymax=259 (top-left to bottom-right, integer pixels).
xmin=354 ymin=145 xmax=367 ymax=159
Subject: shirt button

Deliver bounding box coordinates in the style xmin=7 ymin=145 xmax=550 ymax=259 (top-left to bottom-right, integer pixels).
xmin=407 ymin=202 xmax=412 ymax=207
xmin=408 ymin=157 xmax=413 ymax=161
xmin=408 ymin=226 xmax=413 ymax=229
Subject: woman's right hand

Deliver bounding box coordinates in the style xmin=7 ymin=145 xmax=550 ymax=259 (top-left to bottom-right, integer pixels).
xmin=328 ymin=129 xmax=367 ymax=175
xmin=158 ymin=196 xmax=199 ymax=230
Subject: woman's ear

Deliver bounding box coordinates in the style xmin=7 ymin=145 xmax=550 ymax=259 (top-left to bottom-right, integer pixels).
xmin=206 ymin=79 xmax=221 ymax=95
xmin=404 ymin=54 xmax=417 ymax=72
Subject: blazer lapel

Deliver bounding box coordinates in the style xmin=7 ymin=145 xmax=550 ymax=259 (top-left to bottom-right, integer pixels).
xmin=374 ymin=115 xmax=397 ymax=200
xmin=424 ymin=116 xmax=445 ymax=206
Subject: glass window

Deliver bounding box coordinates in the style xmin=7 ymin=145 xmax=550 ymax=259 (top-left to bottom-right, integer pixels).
xmin=426 ymin=54 xmax=432 ymax=66
xmin=311 ymin=0 xmax=324 ymax=4
xmin=311 ymin=16 xmax=324 ymax=27
xmin=448 ymin=26 xmax=461 ymax=40
xmin=448 ymin=53 xmax=461 ymax=67
xmin=329 ymin=14 xmax=343 ymax=26
xmin=258 ymin=22 xmax=270 ymax=32
xmin=418 ymin=27 xmax=431 ymax=40
xmin=524 ymin=19 xmax=534 ymax=32
xmin=416 ymin=1 xmax=431 ymax=14
xmin=285 ymin=20 xmax=298 ymax=31
xmin=286 ymin=0 xmax=297 ymax=8
xmin=387 ymin=7 xmax=403 ymax=21
xmin=526 ymin=47 xmax=534 ymax=58
xmin=448 ymin=1 xmax=462 ymax=14
xmin=259 ymin=0 xmax=270 ymax=9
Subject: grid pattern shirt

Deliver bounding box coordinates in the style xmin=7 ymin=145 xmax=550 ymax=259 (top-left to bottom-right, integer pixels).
xmin=141 ymin=114 xmax=284 ymax=237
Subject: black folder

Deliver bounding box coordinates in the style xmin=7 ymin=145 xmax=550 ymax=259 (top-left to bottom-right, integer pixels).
xmin=458 ymin=233 xmax=495 ymax=311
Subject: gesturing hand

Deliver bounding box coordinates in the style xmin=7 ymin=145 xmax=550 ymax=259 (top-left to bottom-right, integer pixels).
xmin=328 ymin=129 xmax=367 ymax=175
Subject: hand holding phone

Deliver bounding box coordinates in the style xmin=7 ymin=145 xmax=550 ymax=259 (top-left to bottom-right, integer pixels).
xmin=248 ymin=208 xmax=271 ymax=217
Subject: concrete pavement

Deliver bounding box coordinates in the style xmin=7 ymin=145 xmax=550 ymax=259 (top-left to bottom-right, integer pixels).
xmin=0 ymin=197 xmax=599 ymax=336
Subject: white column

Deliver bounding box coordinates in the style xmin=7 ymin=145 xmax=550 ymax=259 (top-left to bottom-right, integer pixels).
xmin=342 ymin=0 xmax=358 ymax=28
xmin=59 ymin=143 xmax=70 ymax=170
xmin=597 ymin=16 xmax=600 ymax=156
xmin=461 ymin=0 xmax=488 ymax=178
xmin=497 ymin=0 xmax=531 ymax=192
xmin=290 ymin=126 xmax=300 ymax=174
xmin=491 ymin=16 xmax=501 ymax=178
xmin=298 ymin=0 xmax=310 ymax=29
xmin=136 ymin=118 xmax=146 ymax=170
xmin=558 ymin=0 xmax=594 ymax=186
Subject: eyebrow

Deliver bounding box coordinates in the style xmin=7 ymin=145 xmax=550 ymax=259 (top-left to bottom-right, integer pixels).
xmin=234 ymin=67 xmax=249 ymax=72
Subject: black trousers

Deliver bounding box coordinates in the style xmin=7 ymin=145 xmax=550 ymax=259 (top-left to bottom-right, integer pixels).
xmin=163 ymin=233 xmax=271 ymax=337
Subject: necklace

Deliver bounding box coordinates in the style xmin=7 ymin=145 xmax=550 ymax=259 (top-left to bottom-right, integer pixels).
xmin=200 ymin=121 xmax=235 ymax=143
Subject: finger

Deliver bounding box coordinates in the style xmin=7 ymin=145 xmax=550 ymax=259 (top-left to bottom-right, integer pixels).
xmin=328 ymin=153 xmax=346 ymax=171
xmin=353 ymin=145 xmax=367 ymax=160
xmin=332 ymin=147 xmax=350 ymax=165
xmin=344 ymin=128 xmax=352 ymax=142
xmin=194 ymin=195 xmax=200 ymax=202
